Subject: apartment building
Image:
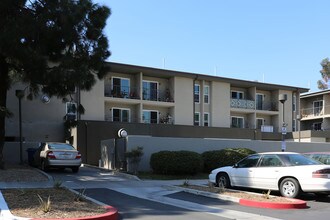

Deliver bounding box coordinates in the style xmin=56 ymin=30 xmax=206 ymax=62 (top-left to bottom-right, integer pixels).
xmin=300 ymin=90 xmax=330 ymax=131
xmin=5 ymin=62 xmax=309 ymax=144
xmin=77 ymin=62 xmax=307 ymax=133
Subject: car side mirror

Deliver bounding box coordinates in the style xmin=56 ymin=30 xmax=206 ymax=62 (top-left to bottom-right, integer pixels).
xmin=233 ymin=163 xmax=238 ymax=168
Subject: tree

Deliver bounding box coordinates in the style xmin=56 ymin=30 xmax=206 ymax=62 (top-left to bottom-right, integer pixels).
xmin=0 ymin=0 xmax=111 ymax=168
xmin=317 ymin=58 xmax=330 ymax=90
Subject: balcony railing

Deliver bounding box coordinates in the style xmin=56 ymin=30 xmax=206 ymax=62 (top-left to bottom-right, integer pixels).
xmin=301 ymin=106 xmax=327 ymax=118
xmin=143 ymin=88 xmax=173 ymax=102
xmin=104 ymin=85 xmax=140 ymax=99
xmin=104 ymin=115 xmax=174 ymax=124
xmin=231 ymin=99 xmax=278 ymax=111
xmin=104 ymin=84 xmax=174 ymax=102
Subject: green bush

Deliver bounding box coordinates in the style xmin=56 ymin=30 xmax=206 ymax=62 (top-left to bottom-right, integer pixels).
xmin=228 ymin=147 xmax=256 ymax=156
xmin=202 ymin=148 xmax=250 ymax=173
xmin=150 ymin=150 xmax=203 ymax=175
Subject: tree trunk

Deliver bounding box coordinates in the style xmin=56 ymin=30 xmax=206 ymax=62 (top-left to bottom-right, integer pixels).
xmin=0 ymin=56 xmax=9 ymax=169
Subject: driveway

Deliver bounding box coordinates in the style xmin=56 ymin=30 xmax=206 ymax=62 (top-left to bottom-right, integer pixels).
xmin=47 ymin=166 xmax=330 ymax=220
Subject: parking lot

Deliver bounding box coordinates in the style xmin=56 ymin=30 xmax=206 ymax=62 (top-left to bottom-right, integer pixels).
xmin=47 ymin=166 xmax=330 ymax=220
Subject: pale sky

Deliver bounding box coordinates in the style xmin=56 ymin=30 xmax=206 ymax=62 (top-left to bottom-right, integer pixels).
xmin=96 ymin=0 xmax=330 ymax=93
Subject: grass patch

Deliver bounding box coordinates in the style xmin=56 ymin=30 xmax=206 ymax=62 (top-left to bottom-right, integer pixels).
xmin=137 ymin=172 xmax=209 ymax=180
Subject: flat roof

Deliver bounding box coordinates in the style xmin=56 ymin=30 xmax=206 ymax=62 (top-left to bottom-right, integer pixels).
xmin=300 ymin=89 xmax=330 ymax=98
xmin=107 ymin=62 xmax=309 ymax=93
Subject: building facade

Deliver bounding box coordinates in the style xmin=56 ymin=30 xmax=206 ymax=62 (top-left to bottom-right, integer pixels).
xmin=292 ymin=90 xmax=330 ymax=142
xmin=79 ymin=62 xmax=307 ymax=133
xmin=5 ymin=62 xmax=308 ymax=144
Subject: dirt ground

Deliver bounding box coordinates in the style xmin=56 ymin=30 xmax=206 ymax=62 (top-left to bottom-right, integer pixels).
xmin=0 ymin=164 xmax=107 ymax=219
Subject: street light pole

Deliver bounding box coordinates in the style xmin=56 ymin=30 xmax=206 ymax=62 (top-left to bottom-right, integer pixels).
xmin=279 ymin=94 xmax=287 ymax=152
xmin=15 ymin=90 xmax=24 ymax=164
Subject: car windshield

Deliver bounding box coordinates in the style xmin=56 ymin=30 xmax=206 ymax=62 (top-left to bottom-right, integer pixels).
xmin=279 ymin=154 xmax=322 ymax=166
xmin=48 ymin=143 xmax=75 ymax=150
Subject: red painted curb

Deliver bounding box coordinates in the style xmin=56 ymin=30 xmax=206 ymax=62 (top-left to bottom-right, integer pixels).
xmin=239 ymin=198 xmax=307 ymax=209
xmin=32 ymin=206 xmax=118 ymax=220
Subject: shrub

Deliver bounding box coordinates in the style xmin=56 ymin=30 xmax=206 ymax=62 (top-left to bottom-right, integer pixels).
xmin=228 ymin=148 xmax=256 ymax=156
xmin=202 ymin=149 xmax=246 ymax=173
xmin=150 ymin=150 xmax=203 ymax=175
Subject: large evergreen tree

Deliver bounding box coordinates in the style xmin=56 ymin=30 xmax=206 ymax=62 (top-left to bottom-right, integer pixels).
xmin=317 ymin=58 xmax=330 ymax=90
xmin=0 ymin=0 xmax=111 ymax=168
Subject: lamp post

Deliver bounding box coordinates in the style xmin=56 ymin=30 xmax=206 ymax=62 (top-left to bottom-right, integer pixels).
xmin=296 ymin=114 xmax=301 ymax=142
xmin=279 ymin=94 xmax=287 ymax=152
xmin=15 ymin=89 xmax=24 ymax=164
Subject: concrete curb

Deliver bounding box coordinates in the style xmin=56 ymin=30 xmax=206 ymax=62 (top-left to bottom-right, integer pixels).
xmin=171 ymin=186 xmax=307 ymax=209
xmin=31 ymin=206 xmax=118 ymax=220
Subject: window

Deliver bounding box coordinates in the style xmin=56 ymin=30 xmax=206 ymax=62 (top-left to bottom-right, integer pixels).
xmin=231 ymin=91 xmax=244 ymax=99
xmin=66 ymin=102 xmax=77 ymax=120
xmin=231 ymin=116 xmax=244 ymax=128
xmin=143 ymin=110 xmax=158 ymax=124
xmin=112 ymin=77 xmax=130 ymax=98
xmin=256 ymin=118 xmax=264 ymax=129
xmin=313 ymin=122 xmax=322 ymax=131
xmin=112 ymin=108 xmax=130 ymax=122
xmin=143 ymin=81 xmax=158 ymax=101
xmin=237 ymin=155 xmax=261 ymax=168
xmin=256 ymin=93 xmax=264 ymax=110
xmin=194 ymin=84 xmax=200 ymax=103
xmin=194 ymin=112 xmax=200 ymax=126
xmin=204 ymin=86 xmax=209 ymax=104
xmin=313 ymin=100 xmax=323 ymax=116
xmin=259 ymin=155 xmax=283 ymax=167
xmin=204 ymin=113 xmax=209 ymax=126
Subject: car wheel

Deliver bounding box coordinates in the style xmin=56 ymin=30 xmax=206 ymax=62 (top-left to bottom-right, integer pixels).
xmin=217 ymin=173 xmax=231 ymax=189
xmin=72 ymin=167 xmax=79 ymax=173
xmin=41 ymin=160 xmax=49 ymax=172
xmin=280 ymin=178 xmax=301 ymax=198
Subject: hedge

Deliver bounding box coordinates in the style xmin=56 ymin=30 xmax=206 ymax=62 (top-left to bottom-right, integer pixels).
xmin=150 ymin=150 xmax=203 ymax=175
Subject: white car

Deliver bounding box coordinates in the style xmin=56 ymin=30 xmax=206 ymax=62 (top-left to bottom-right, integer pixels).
xmin=209 ymin=152 xmax=330 ymax=198
xmin=34 ymin=142 xmax=82 ymax=173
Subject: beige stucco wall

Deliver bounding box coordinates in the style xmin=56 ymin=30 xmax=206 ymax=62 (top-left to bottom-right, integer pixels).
xmin=211 ymin=81 xmax=230 ymax=127
xmin=5 ymin=84 xmax=66 ymax=142
xmin=210 ymin=81 xmax=230 ymax=127
xmin=80 ymin=77 xmax=105 ymax=121
xmin=173 ymin=76 xmax=193 ymax=125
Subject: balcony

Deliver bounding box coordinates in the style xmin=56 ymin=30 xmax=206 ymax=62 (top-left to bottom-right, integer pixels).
xmin=301 ymin=106 xmax=328 ymax=119
xmin=104 ymin=115 xmax=174 ymax=124
xmin=231 ymin=99 xmax=255 ymax=109
xmin=143 ymin=88 xmax=174 ymax=103
xmin=104 ymin=85 xmax=139 ymax=99
xmin=231 ymin=99 xmax=278 ymax=111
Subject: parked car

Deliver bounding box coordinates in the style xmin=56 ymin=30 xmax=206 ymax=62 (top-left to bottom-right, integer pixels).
xmin=209 ymin=152 xmax=330 ymax=198
xmin=304 ymin=152 xmax=330 ymax=165
xmin=33 ymin=142 xmax=82 ymax=173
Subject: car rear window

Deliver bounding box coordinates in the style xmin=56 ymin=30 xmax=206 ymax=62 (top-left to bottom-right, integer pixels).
xmin=279 ymin=154 xmax=321 ymax=166
xmin=48 ymin=143 xmax=75 ymax=150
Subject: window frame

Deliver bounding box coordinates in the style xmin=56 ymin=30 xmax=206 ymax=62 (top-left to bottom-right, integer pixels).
xmin=143 ymin=110 xmax=159 ymax=124
xmin=194 ymin=112 xmax=200 ymax=126
xmin=111 ymin=77 xmax=130 ymax=98
xmin=194 ymin=84 xmax=200 ymax=103
xmin=111 ymin=107 xmax=131 ymax=122
xmin=204 ymin=85 xmax=210 ymax=104
xmin=143 ymin=80 xmax=159 ymax=101
xmin=204 ymin=112 xmax=209 ymax=127
xmin=231 ymin=90 xmax=244 ymax=99
xmin=231 ymin=116 xmax=244 ymax=128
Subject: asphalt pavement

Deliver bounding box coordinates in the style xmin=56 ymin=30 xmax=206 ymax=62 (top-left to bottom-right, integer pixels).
xmin=2 ymin=165 xmax=330 ymax=220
